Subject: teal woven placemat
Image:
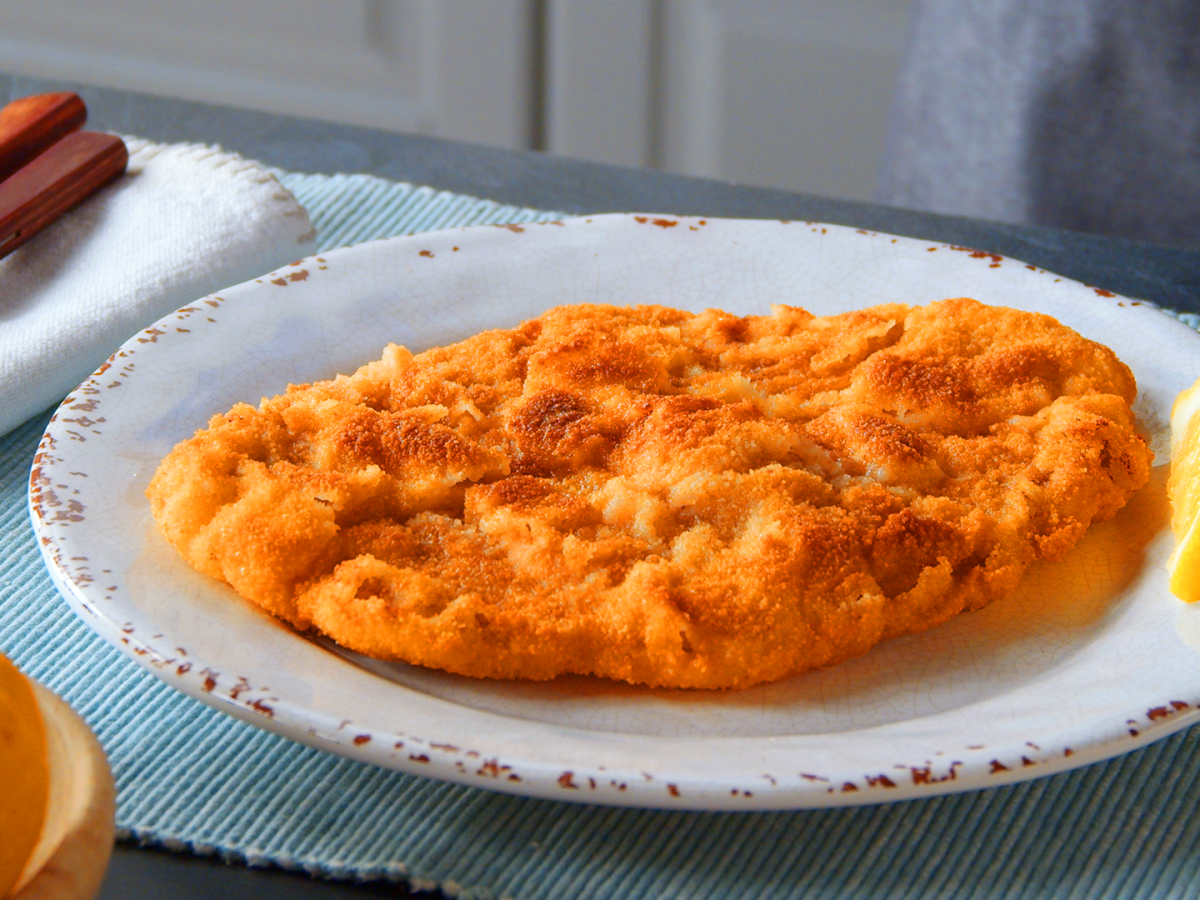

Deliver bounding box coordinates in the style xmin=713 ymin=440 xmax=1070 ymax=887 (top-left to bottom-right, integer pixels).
xmin=4 ymin=171 xmax=1200 ymax=900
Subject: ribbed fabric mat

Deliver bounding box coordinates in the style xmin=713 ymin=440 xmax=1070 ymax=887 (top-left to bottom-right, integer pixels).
xmin=4 ymin=171 xmax=1200 ymax=900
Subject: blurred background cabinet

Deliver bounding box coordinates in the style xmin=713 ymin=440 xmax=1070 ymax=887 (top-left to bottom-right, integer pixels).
xmin=0 ymin=0 xmax=913 ymax=202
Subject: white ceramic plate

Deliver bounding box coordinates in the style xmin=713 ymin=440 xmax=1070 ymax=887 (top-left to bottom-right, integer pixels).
xmin=30 ymin=214 xmax=1200 ymax=811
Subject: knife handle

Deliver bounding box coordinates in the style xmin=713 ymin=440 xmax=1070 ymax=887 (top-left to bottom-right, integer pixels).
xmin=0 ymin=92 xmax=87 ymax=184
xmin=0 ymin=131 xmax=128 ymax=261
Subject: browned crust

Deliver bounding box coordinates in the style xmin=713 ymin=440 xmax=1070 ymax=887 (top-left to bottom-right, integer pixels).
xmin=147 ymin=299 xmax=1152 ymax=688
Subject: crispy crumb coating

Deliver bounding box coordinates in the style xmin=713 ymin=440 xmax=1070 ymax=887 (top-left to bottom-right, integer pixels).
xmin=147 ymin=299 xmax=1152 ymax=688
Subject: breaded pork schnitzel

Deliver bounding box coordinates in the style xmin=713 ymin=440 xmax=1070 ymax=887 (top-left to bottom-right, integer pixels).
xmin=147 ymin=299 xmax=1151 ymax=689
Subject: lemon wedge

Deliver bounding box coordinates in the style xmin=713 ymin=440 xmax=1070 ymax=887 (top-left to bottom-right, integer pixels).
xmin=1167 ymin=380 xmax=1200 ymax=601
xmin=0 ymin=654 xmax=115 ymax=900
xmin=0 ymin=654 xmax=50 ymax=898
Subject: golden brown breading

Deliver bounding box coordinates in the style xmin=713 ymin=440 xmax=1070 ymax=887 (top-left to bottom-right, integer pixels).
xmin=146 ymin=299 xmax=1152 ymax=688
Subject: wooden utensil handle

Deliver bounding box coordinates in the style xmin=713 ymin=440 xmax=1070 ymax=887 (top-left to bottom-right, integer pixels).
xmin=0 ymin=131 xmax=128 ymax=261
xmin=0 ymin=92 xmax=87 ymax=184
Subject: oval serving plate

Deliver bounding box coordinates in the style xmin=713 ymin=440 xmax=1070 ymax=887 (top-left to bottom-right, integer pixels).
xmin=29 ymin=214 xmax=1200 ymax=810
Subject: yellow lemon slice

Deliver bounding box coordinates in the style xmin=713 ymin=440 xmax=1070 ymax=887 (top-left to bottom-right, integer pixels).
xmin=13 ymin=684 xmax=116 ymax=900
xmin=0 ymin=654 xmax=50 ymax=898
xmin=0 ymin=654 xmax=115 ymax=900
xmin=1167 ymin=380 xmax=1200 ymax=601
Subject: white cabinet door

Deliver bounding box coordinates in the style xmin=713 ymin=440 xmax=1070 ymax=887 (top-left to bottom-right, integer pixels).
xmin=662 ymin=0 xmax=913 ymax=201
xmin=2 ymin=0 xmax=912 ymax=201
xmin=544 ymin=0 xmax=913 ymax=202
xmin=0 ymin=0 xmax=537 ymax=149
xmin=543 ymin=0 xmax=659 ymax=168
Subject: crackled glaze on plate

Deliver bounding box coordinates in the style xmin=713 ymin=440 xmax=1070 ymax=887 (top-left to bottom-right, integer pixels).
xmin=28 ymin=214 xmax=1200 ymax=810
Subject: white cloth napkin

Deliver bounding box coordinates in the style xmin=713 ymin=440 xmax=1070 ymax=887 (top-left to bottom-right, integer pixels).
xmin=0 ymin=137 xmax=316 ymax=436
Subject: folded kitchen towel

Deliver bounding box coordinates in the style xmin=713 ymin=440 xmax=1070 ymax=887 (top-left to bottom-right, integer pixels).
xmin=0 ymin=137 xmax=316 ymax=436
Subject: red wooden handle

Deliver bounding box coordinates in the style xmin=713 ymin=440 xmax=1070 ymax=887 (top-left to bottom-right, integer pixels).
xmin=0 ymin=92 xmax=87 ymax=184
xmin=0 ymin=131 xmax=129 ymax=261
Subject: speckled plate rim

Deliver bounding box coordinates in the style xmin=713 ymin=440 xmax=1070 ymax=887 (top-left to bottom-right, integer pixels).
xmin=28 ymin=213 xmax=1200 ymax=811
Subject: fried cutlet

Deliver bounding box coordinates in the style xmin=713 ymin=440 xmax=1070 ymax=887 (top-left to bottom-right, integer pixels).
xmin=146 ymin=299 xmax=1152 ymax=689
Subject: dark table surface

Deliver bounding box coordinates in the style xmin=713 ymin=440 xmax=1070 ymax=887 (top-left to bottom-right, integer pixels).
xmin=4 ymin=71 xmax=1199 ymax=900
xmin=5 ymin=71 xmax=1199 ymax=317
